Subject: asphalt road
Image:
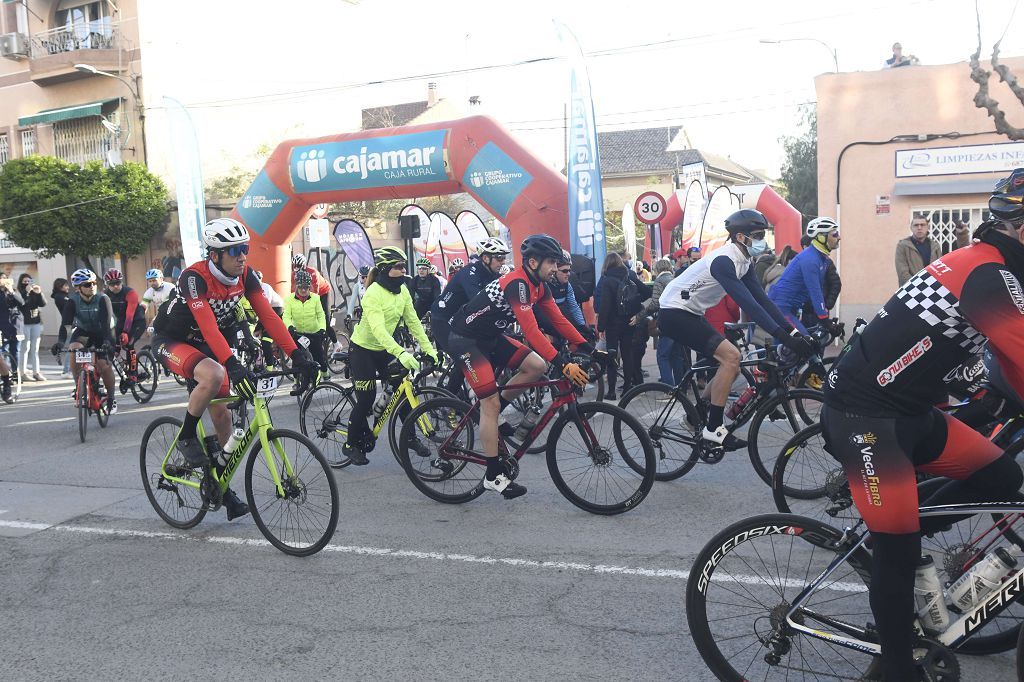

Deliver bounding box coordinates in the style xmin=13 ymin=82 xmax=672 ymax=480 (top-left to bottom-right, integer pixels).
xmin=0 ymin=364 xmax=1014 ymax=680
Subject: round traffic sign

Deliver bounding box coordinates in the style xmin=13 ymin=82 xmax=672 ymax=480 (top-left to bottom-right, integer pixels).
xmin=634 ymin=191 xmax=666 ymax=225
xmin=311 ymin=203 xmax=329 ymax=219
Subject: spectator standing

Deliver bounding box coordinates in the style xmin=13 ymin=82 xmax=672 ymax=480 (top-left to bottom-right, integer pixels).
xmin=16 ymin=273 xmax=46 ymax=381
xmin=597 ymin=252 xmax=648 ymax=400
xmin=884 ymin=42 xmax=918 ymax=68
xmin=674 ymin=246 xmax=702 ymax=277
xmin=640 ymin=258 xmax=687 ymax=385
xmin=953 ymin=219 xmax=972 ymax=249
xmin=0 ymin=274 xmax=22 ymax=376
xmin=635 ymin=260 xmax=652 ymax=282
xmin=895 ymin=216 xmax=941 ymax=286
xmin=761 ymin=246 xmax=797 ymax=292
xmin=51 ymin=278 xmax=71 ymax=377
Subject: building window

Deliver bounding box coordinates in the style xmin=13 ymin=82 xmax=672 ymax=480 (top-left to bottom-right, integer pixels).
xmin=0 ymin=134 xmax=8 ymax=167
xmin=912 ymin=205 xmax=987 ymax=255
xmin=20 ymin=128 xmax=36 ymax=157
xmin=54 ymin=116 xmax=113 ymax=167
xmin=56 ymin=1 xmax=111 ymax=37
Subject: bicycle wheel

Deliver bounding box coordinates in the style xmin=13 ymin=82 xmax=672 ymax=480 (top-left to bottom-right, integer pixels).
xmin=244 ymin=428 xmax=339 ymax=557
xmin=547 ymin=401 xmax=655 ymax=514
xmin=618 ymin=382 xmax=700 ymax=481
xmin=139 ymin=416 xmax=207 ymax=529
xmin=686 ymin=513 xmax=875 ymax=681
xmin=1016 ymin=624 xmax=1024 ymax=681
xmin=387 ymin=385 xmax=456 ymax=462
xmin=746 ymin=388 xmax=824 ymax=486
xmin=298 ymin=381 xmax=354 ymax=469
xmin=77 ymin=370 xmax=89 ymax=443
xmin=96 ymin=376 xmax=109 ymax=428
xmin=130 ymin=350 xmax=159 ymax=403
xmin=397 ymin=397 xmax=485 ymax=504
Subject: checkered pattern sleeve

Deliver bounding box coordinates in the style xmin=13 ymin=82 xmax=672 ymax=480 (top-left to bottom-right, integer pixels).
xmin=179 ymin=270 xmax=233 ymax=364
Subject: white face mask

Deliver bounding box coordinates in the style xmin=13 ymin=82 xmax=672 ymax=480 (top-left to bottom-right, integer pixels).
xmin=748 ymin=238 xmax=768 ymax=256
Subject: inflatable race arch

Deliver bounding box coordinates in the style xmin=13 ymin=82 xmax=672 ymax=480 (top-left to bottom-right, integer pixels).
xmin=230 ymin=116 xmax=571 ymax=290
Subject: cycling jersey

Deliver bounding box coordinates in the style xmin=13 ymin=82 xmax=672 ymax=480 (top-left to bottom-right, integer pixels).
xmin=282 ymin=292 xmax=326 ymax=334
xmin=411 ymin=274 xmax=441 ymax=318
xmin=350 ymin=277 xmax=433 ymax=359
xmin=107 ymin=286 xmax=145 ymax=335
xmin=58 ymin=292 xmax=115 ymax=344
xmin=825 ymin=236 xmax=1024 ymax=417
xmin=549 ymin=280 xmax=585 ymax=327
xmin=154 ymin=260 xmax=297 ymax=364
xmin=142 ymin=282 xmax=177 ymax=307
xmin=659 ymin=241 xmax=792 ymax=338
xmin=768 ymin=245 xmax=831 ymax=321
xmin=452 ymin=267 xmax=586 ymax=362
xmin=430 ymin=260 xmax=498 ymax=324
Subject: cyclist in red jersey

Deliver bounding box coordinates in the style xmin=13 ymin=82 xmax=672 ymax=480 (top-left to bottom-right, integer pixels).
xmin=449 ymin=234 xmax=596 ymax=499
xmin=823 ymin=170 xmax=1024 ymax=680
xmin=152 ymin=219 xmax=316 ymax=520
xmin=292 ymin=253 xmax=336 ymax=345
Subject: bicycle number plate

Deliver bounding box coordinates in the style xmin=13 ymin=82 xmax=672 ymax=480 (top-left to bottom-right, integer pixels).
xmin=255 ymin=376 xmax=280 ymax=397
xmin=75 ymin=351 xmax=94 ymax=364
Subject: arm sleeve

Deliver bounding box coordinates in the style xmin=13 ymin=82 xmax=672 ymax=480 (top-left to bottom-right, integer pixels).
xmin=58 ymin=297 xmax=77 ymax=343
xmin=563 ymin=283 xmax=586 ymax=326
xmin=401 ymin=288 xmax=436 ymax=357
xmin=537 ymin=293 xmax=587 ymax=348
xmin=709 ymin=256 xmax=788 ymax=338
xmin=962 ymin=267 xmax=1024 ymax=402
xmin=823 ymin=260 xmax=842 ymax=310
xmin=245 ymin=271 xmax=298 ymax=356
xmin=895 ymin=243 xmax=913 ymax=286
xmin=180 ymin=271 xmax=235 ymax=363
xmin=99 ymin=295 xmax=116 ymax=345
xmin=32 ymin=292 xmax=45 ymax=309
xmin=282 ymin=297 xmax=294 ymax=329
xmin=800 ymin=256 xmax=829 ymax=318
xmin=362 ymin=287 xmax=407 ymax=359
xmin=123 ymin=289 xmax=141 ymax=332
xmin=643 ymin=277 xmax=666 ymax=316
xmin=314 ymin=294 xmax=326 ymax=332
xmin=596 ymin=279 xmax=614 ymax=332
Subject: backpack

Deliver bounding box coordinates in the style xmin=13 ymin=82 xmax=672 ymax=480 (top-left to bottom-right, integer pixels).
xmin=569 ymin=254 xmax=595 ymax=302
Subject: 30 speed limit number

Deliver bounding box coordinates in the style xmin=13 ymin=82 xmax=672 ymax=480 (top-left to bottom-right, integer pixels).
xmin=634 ymin=191 xmax=666 ymax=225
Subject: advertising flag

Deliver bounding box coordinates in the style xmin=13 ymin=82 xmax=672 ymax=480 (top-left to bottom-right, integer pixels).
xmin=163 ymin=97 xmax=206 ymax=266
xmin=455 ymin=211 xmax=490 ymax=250
xmin=333 ymin=219 xmax=373 ymax=270
xmin=680 ymin=180 xmax=706 ymax=250
xmin=699 ymin=186 xmax=737 ymax=251
xmin=621 ymin=203 xmax=637 ymax=264
xmin=556 ymin=21 xmax=606 ymax=270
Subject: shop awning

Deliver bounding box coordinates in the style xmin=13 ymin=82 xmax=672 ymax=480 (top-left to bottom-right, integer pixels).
xmin=892 ymin=177 xmax=1000 ymax=196
xmin=18 ymin=98 xmax=121 ymax=127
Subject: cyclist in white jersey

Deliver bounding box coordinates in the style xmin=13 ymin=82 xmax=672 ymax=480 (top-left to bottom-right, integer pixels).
xmin=142 ymin=268 xmax=177 ymax=331
xmin=658 ymin=209 xmax=816 ymax=448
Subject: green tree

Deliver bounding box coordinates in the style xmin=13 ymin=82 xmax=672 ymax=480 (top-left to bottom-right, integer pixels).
xmin=779 ymin=106 xmax=818 ymax=224
xmin=0 ymin=157 xmax=169 ymax=271
xmin=205 ymin=166 xmax=257 ymax=201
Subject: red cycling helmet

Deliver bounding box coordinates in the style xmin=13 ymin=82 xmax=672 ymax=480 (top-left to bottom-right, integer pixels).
xmin=104 ymin=268 xmax=123 ymax=283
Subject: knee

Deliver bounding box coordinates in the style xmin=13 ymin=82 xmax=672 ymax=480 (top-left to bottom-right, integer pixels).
xmin=972 ymin=454 xmax=1024 ymax=494
xmin=523 ymin=353 xmax=546 ymax=378
xmin=480 ymin=394 xmax=499 ymax=415
xmin=196 ymin=359 xmax=225 ymax=388
xmin=718 ymin=345 xmax=740 ymax=370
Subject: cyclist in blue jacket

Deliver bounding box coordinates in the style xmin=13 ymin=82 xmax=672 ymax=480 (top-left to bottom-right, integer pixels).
xmin=768 ymin=217 xmax=842 ymax=337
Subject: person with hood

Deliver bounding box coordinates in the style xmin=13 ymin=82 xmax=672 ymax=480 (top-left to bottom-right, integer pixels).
xmin=597 ymin=252 xmax=648 ymax=400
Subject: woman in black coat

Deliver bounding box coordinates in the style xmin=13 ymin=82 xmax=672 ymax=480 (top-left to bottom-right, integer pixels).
xmin=51 ymin=278 xmax=70 ymax=377
xmin=596 ymin=252 xmax=648 ymax=400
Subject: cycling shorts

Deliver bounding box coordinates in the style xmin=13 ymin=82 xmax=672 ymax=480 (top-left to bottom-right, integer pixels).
xmin=821 ymin=405 xmax=1003 ymax=534
xmin=657 ymin=308 xmax=725 ymax=359
xmin=447 ymin=332 xmax=531 ymax=399
xmin=150 ymin=333 xmax=230 ymax=397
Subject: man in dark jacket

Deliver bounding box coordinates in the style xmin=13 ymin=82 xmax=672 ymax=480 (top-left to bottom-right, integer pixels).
xmin=411 ymin=257 xmax=442 ymax=320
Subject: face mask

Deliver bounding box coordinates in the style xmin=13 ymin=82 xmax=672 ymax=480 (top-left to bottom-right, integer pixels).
xmin=748 ymin=238 xmax=768 ymax=256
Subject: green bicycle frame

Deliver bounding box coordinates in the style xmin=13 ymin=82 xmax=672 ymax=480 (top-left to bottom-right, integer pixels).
xmin=159 ymin=393 xmax=295 ymax=499
xmin=331 ymin=376 xmax=432 ymax=441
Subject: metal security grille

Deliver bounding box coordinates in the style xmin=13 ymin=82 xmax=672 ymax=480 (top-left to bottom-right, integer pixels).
xmin=0 ymin=134 xmax=8 ymax=166
xmin=20 ymin=128 xmax=36 ymax=157
xmin=911 ymin=205 xmax=988 ymax=255
xmin=54 ymin=116 xmax=112 ymax=166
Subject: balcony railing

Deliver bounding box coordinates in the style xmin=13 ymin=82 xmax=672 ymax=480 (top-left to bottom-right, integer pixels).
xmin=29 ymin=22 xmax=121 ymax=60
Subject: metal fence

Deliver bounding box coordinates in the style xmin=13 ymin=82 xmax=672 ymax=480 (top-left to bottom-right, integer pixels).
xmin=54 ymin=116 xmax=114 ymax=167
xmin=29 ymin=22 xmax=121 ymax=59
xmin=20 ymin=128 xmax=36 ymax=157
xmin=912 ymin=205 xmax=987 ymax=255
xmin=0 ymin=134 xmax=8 ymax=167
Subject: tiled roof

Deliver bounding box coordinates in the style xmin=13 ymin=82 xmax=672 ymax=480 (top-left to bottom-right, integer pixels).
xmin=361 ymin=101 xmax=430 ymax=130
xmin=597 ymin=126 xmax=703 ymax=175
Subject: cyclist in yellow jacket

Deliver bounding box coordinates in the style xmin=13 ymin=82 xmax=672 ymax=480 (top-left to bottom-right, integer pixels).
xmin=345 ymin=246 xmax=439 ymax=465
xmin=283 ymin=269 xmax=328 ymax=380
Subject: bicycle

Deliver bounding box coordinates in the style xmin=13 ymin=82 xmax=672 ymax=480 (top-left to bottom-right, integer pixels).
xmin=140 ymin=366 xmax=340 ymax=556
xmin=396 ymin=358 xmax=656 ymax=515
xmin=299 ymin=352 xmax=452 ymax=468
xmin=686 ymin=501 xmax=1024 ymax=680
xmin=58 ymin=345 xmax=110 ymax=443
xmin=617 ymin=323 xmax=823 ymax=482
xmin=110 ymin=345 xmax=159 ymax=404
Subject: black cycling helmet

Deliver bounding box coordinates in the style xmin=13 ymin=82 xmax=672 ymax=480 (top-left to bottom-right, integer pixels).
xmin=358 ymin=265 xmax=370 ymax=277
xmin=521 ymin=234 xmax=564 ymax=262
xmin=990 ymin=168 xmax=1024 ymax=223
xmin=725 ymin=209 xmax=771 ymax=236
xmin=294 ymin=269 xmax=313 ymax=289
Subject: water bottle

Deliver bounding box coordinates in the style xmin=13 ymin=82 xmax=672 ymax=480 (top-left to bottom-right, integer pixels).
xmin=222 ymin=428 xmax=246 ymax=458
xmin=914 ymin=555 xmax=950 ymax=634
xmin=372 ymin=386 xmax=391 ymax=419
xmin=726 ymin=386 xmax=756 ymax=420
xmin=514 ymin=407 xmax=542 ymax=441
xmin=946 ymin=547 xmax=1018 ymax=613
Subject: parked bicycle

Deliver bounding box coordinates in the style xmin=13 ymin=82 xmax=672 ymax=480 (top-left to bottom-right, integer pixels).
xmin=140 ymin=366 xmax=339 ymax=556
xmin=396 ymin=356 xmax=656 ymax=515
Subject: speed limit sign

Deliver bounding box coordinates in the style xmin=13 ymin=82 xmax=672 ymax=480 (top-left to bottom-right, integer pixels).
xmin=311 ymin=203 xmax=329 ymax=219
xmin=634 ymin=191 xmax=666 ymax=225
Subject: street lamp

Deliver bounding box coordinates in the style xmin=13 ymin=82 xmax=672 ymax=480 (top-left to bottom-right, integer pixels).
xmin=759 ymin=38 xmax=839 ymax=73
xmin=74 ymin=62 xmax=147 ymax=165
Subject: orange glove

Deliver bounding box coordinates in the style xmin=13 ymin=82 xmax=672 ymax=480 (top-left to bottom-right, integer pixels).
xmin=561 ymin=362 xmax=588 ymax=387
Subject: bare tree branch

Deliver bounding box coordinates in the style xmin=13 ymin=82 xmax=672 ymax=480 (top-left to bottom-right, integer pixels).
xmin=970 ymin=2 xmax=1024 ymax=140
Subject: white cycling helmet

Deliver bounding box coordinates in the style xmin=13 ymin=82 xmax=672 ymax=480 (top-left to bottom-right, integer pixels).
xmin=806 ymin=217 xmax=839 ymax=238
xmin=202 ymin=218 xmax=250 ymax=249
xmin=477 ymin=237 xmax=510 ymax=255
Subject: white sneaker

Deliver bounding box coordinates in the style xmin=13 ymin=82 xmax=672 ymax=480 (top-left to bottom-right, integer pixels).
xmin=60 ymin=372 xmax=72 ymax=379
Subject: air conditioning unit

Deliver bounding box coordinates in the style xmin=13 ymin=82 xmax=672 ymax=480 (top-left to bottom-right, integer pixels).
xmin=0 ymin=33 xmax=29 ymax=60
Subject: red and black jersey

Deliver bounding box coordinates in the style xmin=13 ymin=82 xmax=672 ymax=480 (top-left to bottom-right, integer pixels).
xmin=826 ymin=241 xmax=1024 ymax=417
xmin=106 ymin=285 xmax=145 ymax=334
xmin=153 ymin=260 xmax=297 ymax=364
xmin=451 ymin=267 xmax=586 ymax=362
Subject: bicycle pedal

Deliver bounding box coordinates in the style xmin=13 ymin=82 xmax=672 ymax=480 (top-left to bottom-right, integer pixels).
xmin=431 ymin=458 xmax=454 ymax=474
xmin=698 ymin=443 xmax=726 ymax=464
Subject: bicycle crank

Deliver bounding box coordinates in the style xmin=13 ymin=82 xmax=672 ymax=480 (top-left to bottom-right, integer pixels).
xmin=500 ymin=455 xmax=520 ymax=480
xmin=697 ymin=442 xmax=725 ymax=464
xmin=912 ymin=638 xmax=959 ymax=682
xmin=200 ymin=472 xmax=223 ymax=512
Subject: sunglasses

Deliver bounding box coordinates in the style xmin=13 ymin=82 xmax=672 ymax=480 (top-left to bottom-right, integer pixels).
xmin=107 ymin=280 xmax=123 ymax=285
xmin=221 ymin=244 xmax=250 ymax=257
xmin=391 ymin=263 xmax=407 ymax=270
xmin=80 ymin=282 xmax=96 ymax=288
xmin=557 ymin=268 xmax=571 ymax=274
xmin=492 ymin=254 xmax=507 ymax=261
xmin=748 ymin=230 xmax=766 ymax=240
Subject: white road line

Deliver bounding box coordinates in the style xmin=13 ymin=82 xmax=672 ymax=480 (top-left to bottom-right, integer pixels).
xmin=5 ymin=417 xmax=75 ymax=427
xmin=0 ymin=519 xmax=866 ymax=591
